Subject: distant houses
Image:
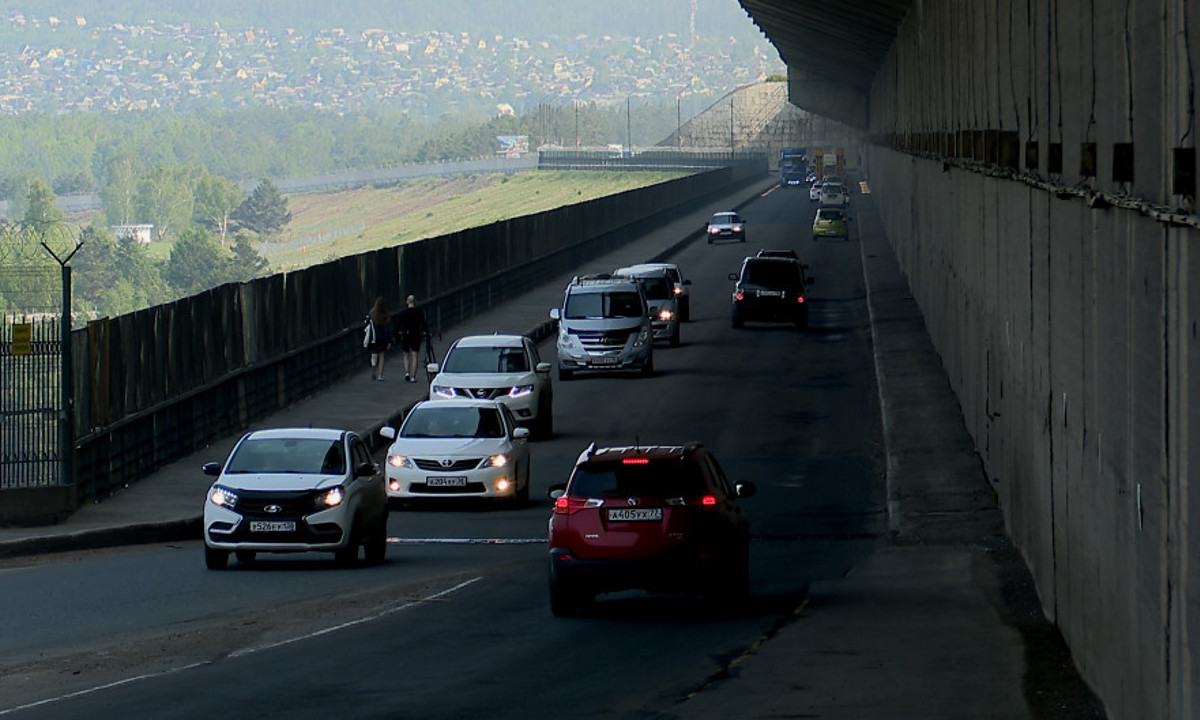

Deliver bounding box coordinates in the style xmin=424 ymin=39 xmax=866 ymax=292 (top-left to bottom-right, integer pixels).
xmin=111 ymin=224 xmax=154 ymax=243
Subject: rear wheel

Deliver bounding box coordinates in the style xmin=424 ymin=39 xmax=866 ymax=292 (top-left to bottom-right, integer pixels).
xmin=204 ymin=546 xmax=229 ymax=570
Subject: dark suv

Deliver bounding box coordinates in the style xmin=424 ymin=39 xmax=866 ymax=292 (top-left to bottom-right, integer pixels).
xmin=546 ymin=442 xmax=756 ymax=616
xmin=729 ymin=255 xmax=814 ymax=329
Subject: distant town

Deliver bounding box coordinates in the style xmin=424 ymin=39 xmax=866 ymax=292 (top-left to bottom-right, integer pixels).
xmin=0 ymin=11 xmax=785 ymax=118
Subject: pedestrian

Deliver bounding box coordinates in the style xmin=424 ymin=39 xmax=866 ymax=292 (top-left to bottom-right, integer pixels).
xmin=394 ymin=294 xmax=429 ymax=383
xmin=364 ymin=296 xmax=392 ymax=381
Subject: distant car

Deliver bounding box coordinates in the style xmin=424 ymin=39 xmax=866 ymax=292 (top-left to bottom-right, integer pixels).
xmin=812 ymin=207 xmax=849 ymax=241
xmin=614 ymin=264 xmax=682 ymax=347
xmin=808 ymin=180 xmax=824 ymax=201
xmin=729 ymin=255 xmax=815 ymax=329
xmin=706 ymin=211 xmax=746 ymax=243
xmin=379 ymin=399 xmax=531 ymax=504
xmin=428 ymin=334 xmax=553 ymax=439
xmin=819 ymin=183 xmax=849 ymax=207
xmin=202 ymin=428 xmax=388 ymax=569
xmin=631 ymin=261 xmax=692 ymax=322
xmin=546 ymin=442 xmax=757 ymax=616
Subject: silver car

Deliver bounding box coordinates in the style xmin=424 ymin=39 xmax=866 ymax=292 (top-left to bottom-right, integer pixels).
xmin=614 ymin=264 xmax=682 ymax=347
xmin=428 ymin=334 xmax=554 ymax=439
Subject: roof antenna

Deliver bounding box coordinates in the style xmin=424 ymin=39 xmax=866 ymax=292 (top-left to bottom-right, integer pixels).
xmin=635 ymin=435 xmax=640 ymax=451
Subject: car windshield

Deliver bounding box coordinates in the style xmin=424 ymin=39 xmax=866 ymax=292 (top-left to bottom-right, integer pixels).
xmin=712 ymin=214 xmax=739 ymax=224
xmin=569 ymin=459 xmax=706 ymax=498
xmin=226 ymin=437 xmax=346 ymax=475
xmin=635 ymin=276 xmax=672 ymax=300
xmin=442 ymin=345 xmax=528 ymax=373
xmin=401 ymin=406 xmax=505 ymax=438
xmin=742 ymin=261 xmax=800 ymax=287
xmin=564 ymin=291 xmax=644 ymax=319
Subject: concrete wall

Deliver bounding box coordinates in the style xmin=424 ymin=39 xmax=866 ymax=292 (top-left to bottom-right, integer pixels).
xmin=861 ymin=0 xmax=1200 ymax=718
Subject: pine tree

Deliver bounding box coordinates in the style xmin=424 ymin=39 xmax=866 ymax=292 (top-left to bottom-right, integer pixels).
xmin=232 ymin=178 xmax=291 ymax=236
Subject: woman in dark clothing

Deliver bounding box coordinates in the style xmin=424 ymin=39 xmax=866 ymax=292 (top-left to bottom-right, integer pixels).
xmin=394 ymin=295 xmax=428 ymax=383
xmin=366 ymin=296 xmax=391 ymax=381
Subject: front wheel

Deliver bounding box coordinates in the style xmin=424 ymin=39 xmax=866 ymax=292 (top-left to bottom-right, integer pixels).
xmin=641 ymin=355 xmax=655 ymax=377
xmin=205 ymin=546 xmax=229 ymax=570
xmin=364 ymin=515 xmax=388 ymax=565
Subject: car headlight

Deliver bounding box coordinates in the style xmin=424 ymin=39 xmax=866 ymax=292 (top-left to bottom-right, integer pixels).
xmin=488 ymin=453 xmax=510 ymax=468
xmin=558 ymin=327 xmax=582 ymax=350
xmin=431 ymin=385 xmax=456 ymax=399
xmin=508 ymin=384 xmax=534 ymax=399
xmin=209 ymin=485 xmax=238 ymax=509
xmin=658 ymin=308 xmax=673 ymax=321
xmin=708 ymin=226 xmax=719 ymax=234
xmin=317 ymin=487 xmax=345 ymax=508
xmin=632 ymin=327 xmax=651 ymax=347
xmin=389 ymin=454 xmax=413 ymax=469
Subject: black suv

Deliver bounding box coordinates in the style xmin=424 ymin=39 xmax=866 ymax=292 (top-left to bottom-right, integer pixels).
xmin=729 ymin=255 xmax=814 ymax=329
xmin=546 ymin=442 xmax=756 ymax=616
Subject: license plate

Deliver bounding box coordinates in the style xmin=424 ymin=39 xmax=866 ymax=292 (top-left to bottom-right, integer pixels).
xmin=757 ymin=290 xmax=785 ymax=298
xmin=607 ymin=508 xmax=663 ymax=522
xmin=426 ymin=476 xmax=468 ymax=487
xmin=591 ymin=356 xmax=620 ymax=365
xmin=249 ymin=520 xmax=295 ymax=533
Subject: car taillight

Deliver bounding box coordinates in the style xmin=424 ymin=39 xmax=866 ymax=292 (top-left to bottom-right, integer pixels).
xmin=554 ymin=496 xmax=599 ymax=515
xmin=735 ymin=291 xmax=744 ymax=301
xmin=701 ymin=494 xmax=718 ymax=506
xmin=673 ymin=287 xmax=683 ymax=296
xmin=796 ymin=295 xmax=805 ymax=303
xmin=622 ymin=458 xmax=649 ymax=465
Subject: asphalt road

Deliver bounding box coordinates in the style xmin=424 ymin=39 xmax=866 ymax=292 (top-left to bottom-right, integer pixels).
xmin=0 ymin=185 xmax=891 ymax=719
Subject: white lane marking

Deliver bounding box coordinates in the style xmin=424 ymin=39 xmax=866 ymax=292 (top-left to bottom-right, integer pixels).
xmin=0 ymin=577 xmax=482 ymax=716
xmin=390 ymin=537 xmax=544 ymax=545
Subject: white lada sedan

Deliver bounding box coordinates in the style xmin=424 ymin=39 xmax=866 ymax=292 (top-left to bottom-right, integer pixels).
xmin=379 ymin=399 xmax=531 ymax=505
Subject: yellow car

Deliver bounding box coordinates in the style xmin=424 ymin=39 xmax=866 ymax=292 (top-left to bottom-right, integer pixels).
xmin=812 ymin=207 xmax=849 ymax=241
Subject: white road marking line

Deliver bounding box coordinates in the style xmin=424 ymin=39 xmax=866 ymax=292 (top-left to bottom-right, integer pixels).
xmin=0 ymin=577 xmax=483 ymax=716
xmin=390 ymin=537 xmax=544 ymax=545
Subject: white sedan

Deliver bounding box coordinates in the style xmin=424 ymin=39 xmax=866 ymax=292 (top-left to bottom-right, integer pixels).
xmin=379 ymin=399 xmax=531 ymax=504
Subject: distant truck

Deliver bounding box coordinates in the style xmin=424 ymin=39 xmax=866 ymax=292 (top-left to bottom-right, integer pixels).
xmin=779 ymin=147 xmax=807 ymax=186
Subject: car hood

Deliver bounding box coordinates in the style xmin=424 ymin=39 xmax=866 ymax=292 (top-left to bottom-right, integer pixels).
xmin=214 ymin=473 xmax=343 ymax=492
xmin=431 ymin=371 xmax=535 ymax=388
xmin=387 ymin=437 xmax=515 ymax=456
xmin=561 ymin=317 xmax=647 ymax=331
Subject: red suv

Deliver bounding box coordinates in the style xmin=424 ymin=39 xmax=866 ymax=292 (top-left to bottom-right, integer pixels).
xmin=546 ymin=442 xmax=757 ymax=616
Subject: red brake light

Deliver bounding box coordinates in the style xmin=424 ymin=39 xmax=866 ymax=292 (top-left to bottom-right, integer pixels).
xmin=796 ymin=295 xmax=805 ymax=303
xmin=701 ymin=494 xmax=718 ymax=506
xmin=622 ymin=458 xmax=650 ymax=465
xmin=555 ymin=495 xmax=596 ymax=515
xmin=735 ymin=291 xmax=744 ymax=301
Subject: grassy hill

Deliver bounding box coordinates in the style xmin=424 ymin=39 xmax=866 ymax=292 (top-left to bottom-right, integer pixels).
xmin=262 ymin=170 xmax=689 ymax=271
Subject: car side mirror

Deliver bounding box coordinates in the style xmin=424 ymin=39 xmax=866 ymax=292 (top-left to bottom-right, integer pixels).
xmin=379 ymin=426 xmax=397 ymax=440
xmin=513 ymin=427 xmax=531 ymax=440
xmin=535 ymin=362 xmax=552 ymax=373
xmin=728 ymin=273 xmax=738 ymax=281
xmin=735 ymin=481 xmax=757 ymax=499
xmin=426 ymin=362 xmax=440 ymax=374
xmin=547 ymin=483 xmax=567 ymax=500
xmin=355 ymin=462 xmax=379 ymax=478
xmin=202 ymin=461 xmax=221 ymax=476
xmin=549 ymin=308 xmax=561 ymax=320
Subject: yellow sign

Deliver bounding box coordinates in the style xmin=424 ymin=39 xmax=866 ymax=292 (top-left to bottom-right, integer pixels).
xmin=12 ymin=322 xmax=32 ymax=355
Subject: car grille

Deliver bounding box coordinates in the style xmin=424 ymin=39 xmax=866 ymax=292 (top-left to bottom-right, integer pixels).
xmin=413 ymin=458 xmax=484 ymax=471
xmin=234 ymin=489 xmax=321 ymax=518
xmin=450 ymin=386 xmax=505 ymax=400
xmin=571 ymin=329 xmax=633 ymax=352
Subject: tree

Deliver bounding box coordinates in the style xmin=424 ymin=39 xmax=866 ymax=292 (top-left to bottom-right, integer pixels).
xmin=165 ymin=227 xmax=228 ymax=296
xmin=193 ymin=173 xmax=242 ymax=245
xmin=233 ymin=178 xmax=291 ymax=236
xmin=229 ymin=233 xmax=269 ymax=281
xmin=21 ymin=177 xmax=65 ymax=232
xmin=100 ymin=152 xmax=140 ymax=227
xmin=135 ymin=164 xmax=197 ymax=241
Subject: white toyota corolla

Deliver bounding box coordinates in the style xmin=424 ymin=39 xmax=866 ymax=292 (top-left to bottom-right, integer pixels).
xmin=379 ymin=399 xmax=531 ymax=504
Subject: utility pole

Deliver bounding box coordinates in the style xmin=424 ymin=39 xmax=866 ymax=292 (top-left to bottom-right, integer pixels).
xmin=677 ymin=96 xmax=682 ymax=149
xmin=626 ymin=96 xmax=632 ymax=155
xmin=729 ymin=95 xmax=735 ymax=154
